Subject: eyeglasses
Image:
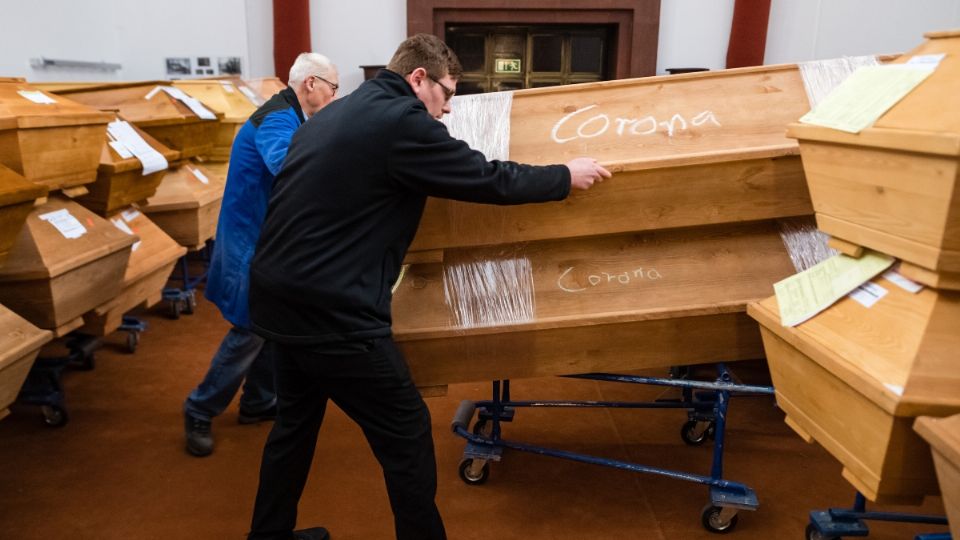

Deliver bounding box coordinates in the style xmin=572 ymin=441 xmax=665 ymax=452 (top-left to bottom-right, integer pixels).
xmin=428 ymin=75 xmax=456 ymax=102
xmin=311 ymin=75 xmax=339 ymax=95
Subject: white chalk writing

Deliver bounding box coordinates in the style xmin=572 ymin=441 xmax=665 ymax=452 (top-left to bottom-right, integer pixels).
xmin=557 ymin=265 xmax=664 ymax=293
xmin=550 ymin=104 xmax=721 ymax=144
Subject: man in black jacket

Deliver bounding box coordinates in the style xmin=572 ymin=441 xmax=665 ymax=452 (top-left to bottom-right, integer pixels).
xmin=247 ymin=34 xmax=611 ymax=540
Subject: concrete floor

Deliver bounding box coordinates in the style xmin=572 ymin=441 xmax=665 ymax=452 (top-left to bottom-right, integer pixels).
xmin=0 ymin=293 xmax=948 ymax=539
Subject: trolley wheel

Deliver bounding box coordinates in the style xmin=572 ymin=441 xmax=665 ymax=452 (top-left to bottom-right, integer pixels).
xmin=681 ymin=420 xmax=713 ymax=446
xmin=183 ymin=291 xmax=197 ymax=314
xmin=41 ymin=405 xmax=68 ymax=427
xmin=701 ymin=504 xmax=739 ymax=534
xmin=126 ymin=331 xmax=140 ymax=354
xmin=805 ymin=523 xmax=840 ymax=540
xmin=458 ymin=459 xmax=490 ymax=486
xmin=169 ymin=300 xmax=181 ymax=320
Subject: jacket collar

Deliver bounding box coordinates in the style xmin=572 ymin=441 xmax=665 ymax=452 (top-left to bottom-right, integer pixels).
xmin=279 ymin=86 xmax=306 ymax=125
xmin=374 ymin=69 xmax=417 ymax=99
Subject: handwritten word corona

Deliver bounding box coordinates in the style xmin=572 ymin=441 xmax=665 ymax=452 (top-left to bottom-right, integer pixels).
xmin=557 ymin=266 xmax=663 ymax=293
xmin=550 ymin=105 xmax=721 ymax=144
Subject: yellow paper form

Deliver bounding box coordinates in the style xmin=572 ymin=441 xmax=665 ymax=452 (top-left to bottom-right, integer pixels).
xmin=774 ymin=250 xmax=895 ymax=327
xmin=798 ymin=65 xmax=935 ymax=133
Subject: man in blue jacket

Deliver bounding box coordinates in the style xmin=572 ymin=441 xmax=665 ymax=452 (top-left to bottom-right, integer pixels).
xmin=246 ymin=35 xmax=609 ymax=540
xmin=183 ymin=52 xmax=339 ymax=458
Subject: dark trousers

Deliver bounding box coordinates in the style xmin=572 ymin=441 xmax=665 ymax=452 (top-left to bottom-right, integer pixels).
xmin=248 ymin=337 xmax=446 ymax=540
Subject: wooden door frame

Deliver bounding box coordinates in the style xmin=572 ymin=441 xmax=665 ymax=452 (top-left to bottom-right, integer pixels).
xmin=407 ymin=0 xmax=661 ymax=79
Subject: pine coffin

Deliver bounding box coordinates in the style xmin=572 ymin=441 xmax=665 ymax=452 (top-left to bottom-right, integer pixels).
xmin=51 ymin=82 xmax=223 ymax=160
xmin=747 ymin=281 xmax=960 ymax=504
xmin=0 ymin=304 xmax=52 ymax=421
xmin=0 ymin=196 xmax=134 ymax=336
xmin=0 ymin=78 xmax=111 ymax=191
xmin=80 ymin=207 xmax=186 ymax=335
xmin=0 ymin=163 xmax=46 ymax=268
xmin=75 ymin=114 xmax=179 ymax=215
xmin=243 ymin=77 xmax=286 ymax=101
xmin=914 ymin=414 xmax=960 ymax=539
xmin=139 ymin=163 xmax=224 ymax=249
xmin=787 ymin=30 xmax=960 ymax=290
xmin=172 ymin=80 xmax=256 ymax=162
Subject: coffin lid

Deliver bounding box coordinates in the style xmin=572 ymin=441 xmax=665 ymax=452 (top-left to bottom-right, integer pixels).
xmin=105 ymin=207 xmax=186 ymax=284
xmin=787 ymin=29 xmax=960 ymax=156
xmin=172 ymin=80 xmax=256 ymax=122
xmin=99 ymin=113 xmax=181 ymax=173
xmin=0 ymin=79 xmax=113 ymax=130
xmin=0 ymin=163 xmax=47 ymax=207
xmin=748 ymin=280 xmax=960 ymax=417
xmin=243 ymin=77 xmax=286 ymax=100
xmin=140 ymin=164 xmax=224 ymax=211
xmin=52 ymin=81 xmax=224 ymax=127
xmin=915 ymin=414 xmax=960 ymax=468
xmin=0 ymin=195 xmax=136 ymax=280
xmin=0 ymin=303 xmax=52 ymax=367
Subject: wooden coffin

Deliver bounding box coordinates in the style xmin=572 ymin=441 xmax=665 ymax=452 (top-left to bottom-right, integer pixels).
xmin=80 ymin=207 xmax=186 ymax=335
xmin=787 ymin=30 xmax=960 ymax=290
xmin=52 ymin=82 xmax=223 ymax=160
xmin=0 ymin=78 xmax=112 ymax=191
xmin=243 ymin=77 xmax=286 ymax=101
xmin=0 ymin=196 xmax=134 ymax=336
xmin=75 ymin=114 xmax=179 ymax=215
xmin=139 ymin=163 xmax=223 ymax=249
xmin=0 ymin=163 xmax=47 ymax=267
xmin=747 ymin=280 xmax=960 ymax=504
xmin=396 ymin=221 xmax=797 ymax=388
xmin=172 ymin=80 xmax=256 ymax=162
xmin=0 ymin=304 xmax=52 ymax=421
xmin=915 ymin=414 xmax=960 ymax=538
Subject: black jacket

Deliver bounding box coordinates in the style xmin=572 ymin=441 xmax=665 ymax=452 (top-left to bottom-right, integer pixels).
xmin=249 ymin=70 xmax=571 ymax=344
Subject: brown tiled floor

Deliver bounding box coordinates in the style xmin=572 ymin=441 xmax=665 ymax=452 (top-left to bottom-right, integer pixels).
xmin=0 ymin=294 xmax=948 ymax=539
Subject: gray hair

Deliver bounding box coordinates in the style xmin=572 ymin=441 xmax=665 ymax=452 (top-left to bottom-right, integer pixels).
xmin=288 ymin=52 xmax=336 ymax=86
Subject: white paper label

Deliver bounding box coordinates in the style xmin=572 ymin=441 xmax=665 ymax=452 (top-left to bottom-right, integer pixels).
xmin=188 ymin=166 xmax=210 ymax=184
xmin=17 ymin=90 xmax=57 ymax=105
xmin=121 ymin=209 xmax=142 ymax=222
xmin=849 ymin=281 xmax=888 ymax=308
xmin=220 ymin=81 xmax=235 ymax=93
xmin=238 ymin=85 xmax=263 ymax=106
xmin=108 ymin=140 xmax=134 ymax=159
xmin=157 ymin=86 xmax=218 ymax=120
xmin=882 ymin=270 xmax=923 ymax=293
xmin=39 ymin=208 xmax=86 ymax=239
xmin=906 ymin=53 xmax=946 ymax=69
xmin=111 ymin=217 xmax=140 ymax=251
xmin=107 ymin=120 xmax=169 ymax=175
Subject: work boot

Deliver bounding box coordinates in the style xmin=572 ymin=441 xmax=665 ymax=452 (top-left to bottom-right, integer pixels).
xmin=238 ymin=404 xmax=278 ymax=425
xmin=184 ymin=413 xmax=213 ymax=457
xmin=293 ymin=527 xmax=330 ymax=540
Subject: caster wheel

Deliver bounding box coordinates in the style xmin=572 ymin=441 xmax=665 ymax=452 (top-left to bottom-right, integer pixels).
xmin=183 ymin=291 xmax=196 ymax=314
xmin=458 ymin=459 xmax=490 ymax=486
xmin=41 ymin=405 xmax=68 ymax=427
xmin=126 ymin=331 xmax=140 ymax=354
xmin=701 ymin=504 xmax=738 ymax=534
xmin=805 ymin=523 xmax=840 ymax=540
xmin=681 ymin=420 xmax=713 ymax=446
xmin=169 ymin=300 xmax=181 ymax=320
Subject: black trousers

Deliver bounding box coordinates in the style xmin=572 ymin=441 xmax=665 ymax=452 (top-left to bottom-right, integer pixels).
xmin=248 ymin=337 xmax=446 ymax=540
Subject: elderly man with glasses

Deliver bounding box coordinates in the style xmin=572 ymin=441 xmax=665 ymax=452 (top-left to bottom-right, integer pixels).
xmin=183 ymin=52 xmax=339 ymax=460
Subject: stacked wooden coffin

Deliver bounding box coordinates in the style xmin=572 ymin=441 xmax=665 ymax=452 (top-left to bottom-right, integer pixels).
xmin=0 ymin=78 xmax=111 ymax=193
xmin=0 ymin=304 xmax=51 ymax=422
xmin=172 ymin=80 xmax=256 ymax=162
xmin=51 ymin=82 xmax=223 ymax=161
xmin=391 ymin=62 xmax=820 ymax=391
xmin=748 ymin=30 xmax=960 ymax=504
xmin=915 ymin=414 xmax=960 ymax=538
xmin=243 ymin=77 xmax=286 ymax=101
xmin=0 ymin=163 xmax=46 ymax=267
xmin=139 ymin=163 xmax=224 ymax=249
xmin=0 ymin=196 xmax=134 ymax=337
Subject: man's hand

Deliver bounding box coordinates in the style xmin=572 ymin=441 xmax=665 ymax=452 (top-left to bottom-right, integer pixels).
xmin=566 ymin=158 xmax=612 ymax=191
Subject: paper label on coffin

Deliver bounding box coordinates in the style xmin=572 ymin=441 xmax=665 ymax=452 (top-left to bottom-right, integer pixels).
xmin=106 ymin=120 xmax=169 ymax=175
xmin=111 ymin=217 xmax=140 ymax=251
xmin=38 ymin=208 xmax=86 ymax=239
xmin=145 ymin=86 xmax=218 ymax=120
xmin=16 ymin=90 xmax=57 ymax=105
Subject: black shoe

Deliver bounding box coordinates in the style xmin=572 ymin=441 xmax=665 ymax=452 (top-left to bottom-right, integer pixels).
xmin=184 ymin=413 xmax=213 ymax=457
xmin=238 ymin=405 xmax=277 ymax=425
xmin=293 ymin=527 xmax=330 ymax=540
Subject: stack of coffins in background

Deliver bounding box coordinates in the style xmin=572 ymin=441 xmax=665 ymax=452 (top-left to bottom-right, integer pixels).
xmin=0 ymin=305 xmax=51 ymax=422
xmin=243 ymin=76 xmax=285 ymax=102
xmin=172 ymin=79 xmax=256 ymax=162
xmin=0 ymin=78 xmax=111 ymax=195
xmin=390 ymin=61 xmax=824 ymax=394
xmin=748 ymin=30 xmax=960 ymax=504
xmin=139 ymin=162 xmax=223 ymax=250
xmin=915 ymin=414 xmax=960 ymax=538
xmin=0 ymin=163 xmax=46 ymax=266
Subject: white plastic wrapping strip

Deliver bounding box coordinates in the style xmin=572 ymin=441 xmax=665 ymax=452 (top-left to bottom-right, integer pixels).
xmin=442 ymin=256 xmax=535 ymax=329
xmin=799 ymin=55 xmax=880 ymax=107
xmin=441 ymin=91 xmax=513 ymax=162
xmin=777 ymin=217 xmax=838 ymax=272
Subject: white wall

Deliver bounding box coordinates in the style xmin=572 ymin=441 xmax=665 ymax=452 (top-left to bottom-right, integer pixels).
xmin=245 ymin=0 xmax=275 ymax=79
xmin=656 ymin=0 xmax=736 ymax=73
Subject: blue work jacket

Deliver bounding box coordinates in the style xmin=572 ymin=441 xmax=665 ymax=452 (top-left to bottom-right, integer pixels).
xmin=205 ymin=87 xmax=305 ymax=328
